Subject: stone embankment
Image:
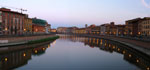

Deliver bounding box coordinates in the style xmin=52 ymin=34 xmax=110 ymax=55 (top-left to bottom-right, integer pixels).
xmin=0 ymin=35 xmax=59 ymax=47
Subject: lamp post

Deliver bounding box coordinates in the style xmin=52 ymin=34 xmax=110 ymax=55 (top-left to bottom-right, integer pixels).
xmin=5 ymin=28 xmax=8 ymax=31
xmin=24 ymin=29 xmax=26 ymax=35
xmin=4 ymin=27 xmax=8 ymax=35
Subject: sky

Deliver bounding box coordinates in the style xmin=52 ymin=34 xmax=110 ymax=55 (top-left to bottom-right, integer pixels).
xmin=0 ymin=0 xmax=150 ymax=28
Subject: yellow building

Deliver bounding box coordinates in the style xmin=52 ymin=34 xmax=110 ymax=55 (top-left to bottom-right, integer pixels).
xmin=139 ymin=17 xmax=150 ymax=36
xmin=24 ymin=18 xmax=32 ymax=34
xmin=75 ymin=28 xmax=86 ymax=34
xmin=51 ymin=29 xmax=57 ymax=33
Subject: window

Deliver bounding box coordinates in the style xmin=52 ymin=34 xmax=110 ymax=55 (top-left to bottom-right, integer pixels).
xmin=3 ymin=13 xmax=5 ymax=16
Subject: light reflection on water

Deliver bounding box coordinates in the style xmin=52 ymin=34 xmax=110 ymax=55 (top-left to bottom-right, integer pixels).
xmin=0 ymin=35 xmax=149 ymax=70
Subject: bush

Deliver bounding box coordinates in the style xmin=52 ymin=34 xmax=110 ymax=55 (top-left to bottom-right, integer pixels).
xmin=27 ymin=36 xmax=59 ymax=44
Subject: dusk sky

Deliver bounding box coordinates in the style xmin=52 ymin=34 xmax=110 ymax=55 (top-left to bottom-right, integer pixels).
xmin=0 ymin=0 xmax=150 ymax=28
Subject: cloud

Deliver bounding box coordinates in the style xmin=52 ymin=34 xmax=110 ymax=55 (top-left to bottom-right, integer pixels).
xmin=141 ymin=0 xmax=150 ymax=8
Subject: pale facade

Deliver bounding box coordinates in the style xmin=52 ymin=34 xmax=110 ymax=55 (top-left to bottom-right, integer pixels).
xmin=139 ymin=18 xmax=150 ymax=36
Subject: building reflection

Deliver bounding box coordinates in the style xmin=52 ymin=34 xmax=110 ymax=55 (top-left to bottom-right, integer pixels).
xmin=32 ymin=45 xmax=48 ymax=56
xmin=0 ymin=41 xmax=54 ymax=70
xmin=60 ymin=35 xmax=150 ymax=70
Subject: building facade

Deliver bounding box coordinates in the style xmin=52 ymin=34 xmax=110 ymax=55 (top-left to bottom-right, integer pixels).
xmin=0 ymin=8 xmax=26 ymax=36
xmin=100 ymin=24 xmax=107 ymax=35
xmin=125 ymin=18 xmax=142 ymax=37
xmin=24 ymin=17 xmax=32 ymax=35
xmin=45 ymin=23 xmax=51 ymax=34
xmin=32 ymin=18 xmax=47 ymax=34
xmin=91 ymin=26 xmax=101 ymax=35
xmin=109 ymin=22 xmax=117 ymax=36
xmin=116 ymin=25 xmax=126 ymax=36
xmin=74 ymin=28 xmax=86 ymax=34
xmin=86 ymin=24 xmax=96 ymax=34
xmin=51 ymin=29 xmax=57 ymax=33
xmin=57 ymin=27 xmax=67 ymax=34
xmin=139 ymin=17 xmax=150 ymax=37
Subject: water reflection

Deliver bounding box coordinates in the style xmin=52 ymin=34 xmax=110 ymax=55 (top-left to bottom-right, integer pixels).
xmin=60 ymin=35 xmax=150 ymax=70
xmin=0 ymin=35 xmax=150 ymax=70
xmin=0 ymin=41 xmax=54 ymax=70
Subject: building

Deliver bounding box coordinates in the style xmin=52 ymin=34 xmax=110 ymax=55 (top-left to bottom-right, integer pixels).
xmin=24 ymin=17 xmax=32 ymax=35
xmin=74 ymin=28 xmax=86 ymax=34
xmin=86 ymin=24 xmax=96 ymax=34
xmin=57 ymin=27 xmax=67 ymax=34
xmin=103 ymin=22 xmax=116 ymax=36
xmin=100 ymin=24 xmax=108 ymax=35
xmin=51 ymin=29 xmax=57 ymax=33
xmin=125 ymin=18 xmax=142 ymax=36
xmin=45 ymin=23 xmax=51 ymax=34
xmin=139 ymin=17 xmax=150 ymax=37
xmin=108 ymin=22 xmax=117 ymax=36
xmin=0 ymin=8 xmax=26 ymax=36
xmin=91 ymin=26 xmax=101 ymax=35
xmin=116 ymin=25 xmax=126 ymax=36
xmin=57 ymin=27 xmax=78 ymax=34
xmin=66 ymin=27 xmax=78 ymax=34
xmin=100 ymin=23 xmax=125 ymax=36
xmin=32 ymin=18 xmax=47 ymax=34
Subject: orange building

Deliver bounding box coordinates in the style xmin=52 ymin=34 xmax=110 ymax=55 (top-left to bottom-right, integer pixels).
xmin=32 ymin=24 xmax=45 ymax=34
xmin=32 ymin=18 xmax=47 ymax=34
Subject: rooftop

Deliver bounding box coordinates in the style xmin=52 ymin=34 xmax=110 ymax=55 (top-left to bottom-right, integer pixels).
xmin=32 ymin=18 xmax=47 ymax=26
xmin=0 ymin=8 xmax=26 ymax=16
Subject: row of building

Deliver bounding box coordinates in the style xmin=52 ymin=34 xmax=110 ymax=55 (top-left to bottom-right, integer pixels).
xmin=57 ymin=17 xmax=150 ymax=37
xmin=0 ymin=8 xmax=51 ymax=36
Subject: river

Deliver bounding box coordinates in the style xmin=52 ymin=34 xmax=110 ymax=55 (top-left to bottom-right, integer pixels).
xmin=0 ymin=35 xmax=149 ymax=70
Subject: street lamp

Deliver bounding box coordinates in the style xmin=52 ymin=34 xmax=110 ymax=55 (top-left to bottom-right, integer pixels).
xmin=138 ymin=32 xmax=141 ymax=35
xmin=124 ymin=32 xmax=127 ymax=35
xmin=130 ymin=32 xmax=132 ymax=35
xmin=24 ymin=29 xmax=26 ymax=31
xmin=36 ymin=29 xmax=38 ymax=32
xmin=24 ymin=29 xmax=26 ymax=35
xmin=5 ymin=28 xmax=8 ymax=31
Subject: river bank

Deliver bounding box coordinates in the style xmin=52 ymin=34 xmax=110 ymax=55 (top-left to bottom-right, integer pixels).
xmin=0 ymin=35 xmax=59 ymax=47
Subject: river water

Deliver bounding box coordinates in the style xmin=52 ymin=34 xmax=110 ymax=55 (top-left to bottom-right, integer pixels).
xmin=0 ymin=35 xmax=149 ymax=70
